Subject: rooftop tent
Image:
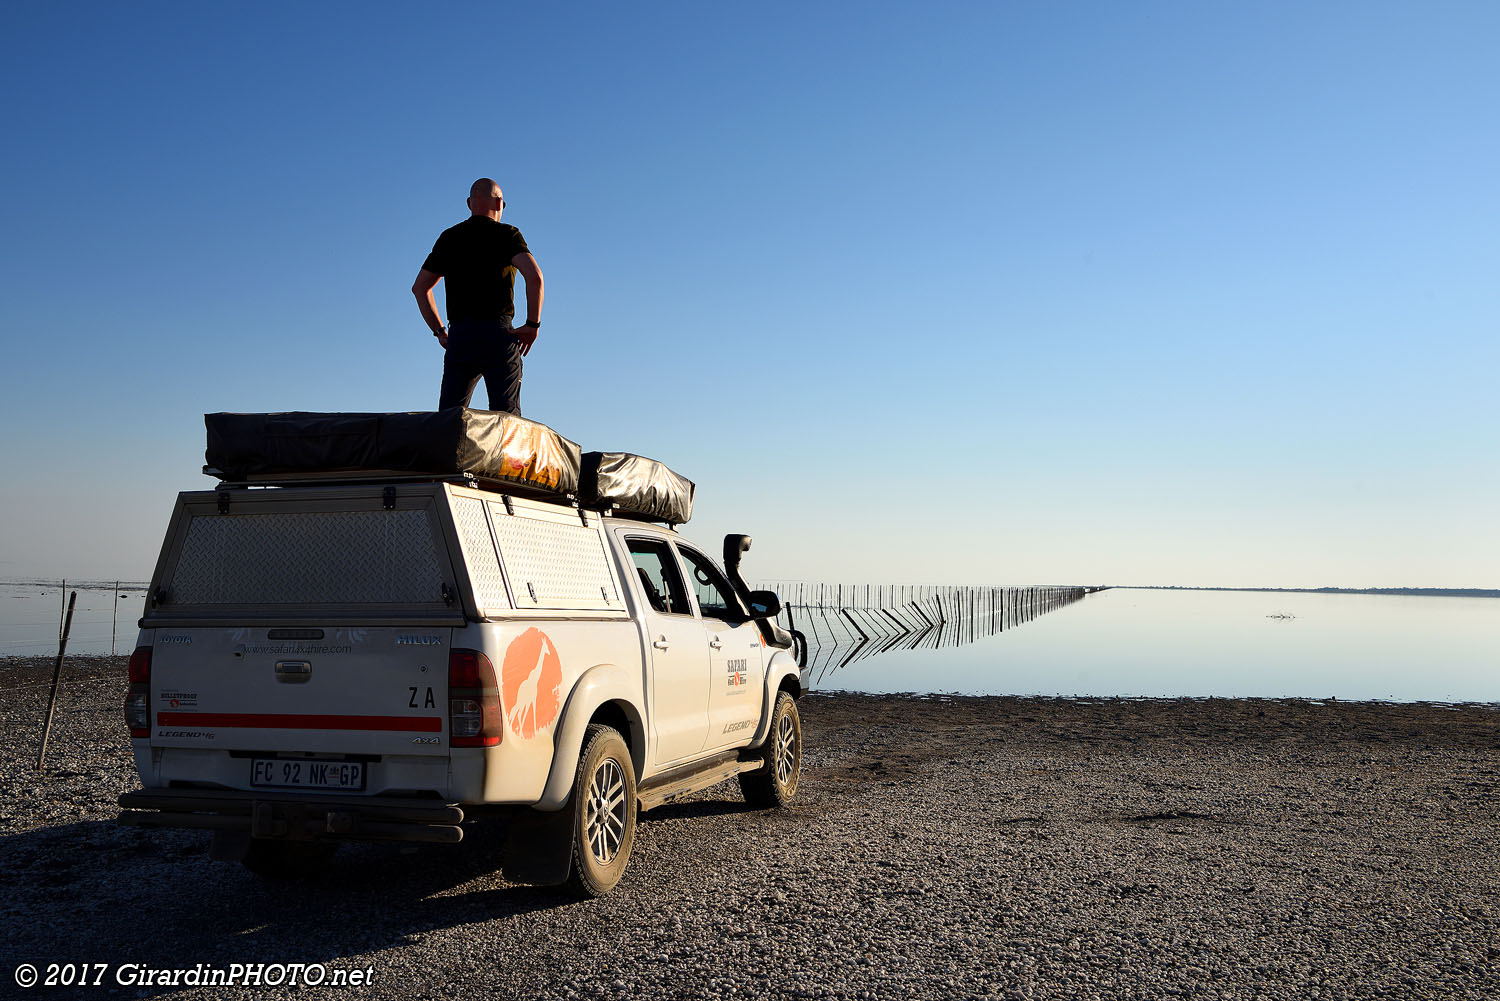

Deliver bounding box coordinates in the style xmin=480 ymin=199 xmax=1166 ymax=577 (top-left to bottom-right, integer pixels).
xmin=204 ymin=408 xmax=582 ymax=497
xmin=203 ymin=409 xmax=696 ymax=522
xmin=580 ymin=451 xmax=695 ymax=525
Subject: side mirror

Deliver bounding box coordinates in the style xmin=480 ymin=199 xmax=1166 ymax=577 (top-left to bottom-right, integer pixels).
xmin=746 ymin=589 xmax=782 ymax=618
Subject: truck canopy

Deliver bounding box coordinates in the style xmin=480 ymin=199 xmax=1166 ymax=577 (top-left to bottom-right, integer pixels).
xmin=141 ymin=482 xmax=626 ymax=627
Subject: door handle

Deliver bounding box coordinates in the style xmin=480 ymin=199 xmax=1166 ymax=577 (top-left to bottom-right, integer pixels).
xmin=274 ymin=660 xmax=312 ymax=683
xmin=708 ymin=638 xmax=723 ymax=649
xmin=653 ymin=637 xmax=670 ymax=650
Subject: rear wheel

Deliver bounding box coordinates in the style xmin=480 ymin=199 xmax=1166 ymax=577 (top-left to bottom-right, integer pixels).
xmin=564 ymin=724 xmax=637 ymax=898
xmin=740 ymin=691 xmax=801 ymax=808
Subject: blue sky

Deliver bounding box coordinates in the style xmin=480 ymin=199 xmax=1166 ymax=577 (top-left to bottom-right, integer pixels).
xmin=0 ymin=2 xmax=1496 ymax=588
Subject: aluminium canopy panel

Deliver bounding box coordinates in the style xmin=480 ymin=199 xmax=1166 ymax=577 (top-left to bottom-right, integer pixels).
xmin=205 ymin=408 xmax=582 ymax=497
xmin=580 ymin=451 xmax=695 ymax=524
xmin=488 ymin=501 xmax=621 ymax=610
xmin=167 ymin=508 xmax=446 ymax=607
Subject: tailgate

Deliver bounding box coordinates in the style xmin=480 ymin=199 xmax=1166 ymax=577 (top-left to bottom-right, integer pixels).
xmin=150 ymin=627 xmax=450 ymax=757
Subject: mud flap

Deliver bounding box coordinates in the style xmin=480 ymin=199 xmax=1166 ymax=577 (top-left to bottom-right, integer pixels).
xmin=500 ymin=803 xmax=575 ymax=886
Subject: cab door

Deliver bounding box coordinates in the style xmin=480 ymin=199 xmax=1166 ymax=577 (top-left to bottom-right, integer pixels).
xmin=625 ymin=536 xmax=711 ymax=767
xmin=673 ymin=543 xmax=765 ymax=753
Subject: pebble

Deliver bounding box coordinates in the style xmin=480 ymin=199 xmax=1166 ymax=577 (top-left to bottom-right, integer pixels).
xmin=1 ymin=658 xmax=1496 ymax=999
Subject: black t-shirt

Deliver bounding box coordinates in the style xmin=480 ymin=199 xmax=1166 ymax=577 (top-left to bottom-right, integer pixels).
xmin=421 ymin=217 xmax=530 ymax=323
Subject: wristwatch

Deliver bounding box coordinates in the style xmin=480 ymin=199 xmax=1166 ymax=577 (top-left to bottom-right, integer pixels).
xmin=521 ymin=320 xmax=540 ymax=329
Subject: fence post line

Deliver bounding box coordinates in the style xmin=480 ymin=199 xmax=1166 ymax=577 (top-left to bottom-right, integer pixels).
xmin=767 ymin=580 xmax=1087 ymax=683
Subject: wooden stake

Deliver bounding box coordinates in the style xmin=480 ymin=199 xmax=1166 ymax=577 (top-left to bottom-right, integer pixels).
xmin=38 ymin=591 xmax=78 ymax=770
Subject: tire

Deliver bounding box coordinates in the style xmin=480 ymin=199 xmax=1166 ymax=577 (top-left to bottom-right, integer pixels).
xmin=739 ymin=691 xmax=801 ymax=808
xmin=563 ymin=724 xmax=637 ymax=898
xmin=241 ymin=839 xmax=339 ymax=879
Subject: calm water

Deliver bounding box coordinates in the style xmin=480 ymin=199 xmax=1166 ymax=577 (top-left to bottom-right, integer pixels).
xmin=1 ymin=581 xmax=1495 ymax=703
xmin=805 ymin=587 xmax=1500 ymax=703
xmin=0 ymin=580 xmax=150 ymax=658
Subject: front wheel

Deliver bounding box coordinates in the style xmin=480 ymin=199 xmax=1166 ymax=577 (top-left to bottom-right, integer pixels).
xmin=564 ymin=724 xmax=637 ymax=898
xmin=740 ymin=691 xmax=801 ymax=808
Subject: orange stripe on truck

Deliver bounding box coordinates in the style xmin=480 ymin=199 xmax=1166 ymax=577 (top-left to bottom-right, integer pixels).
xmin=155 ymin=712 xmax=442 ymax=732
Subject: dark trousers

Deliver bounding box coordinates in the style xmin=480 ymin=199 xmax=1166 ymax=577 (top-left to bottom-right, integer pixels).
xmin=438 ymin=319 xmax=523 ymax=415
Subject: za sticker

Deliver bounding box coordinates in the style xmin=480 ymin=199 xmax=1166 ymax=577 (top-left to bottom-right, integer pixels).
xmin=502 ymin=627 xmax=562 ymax=739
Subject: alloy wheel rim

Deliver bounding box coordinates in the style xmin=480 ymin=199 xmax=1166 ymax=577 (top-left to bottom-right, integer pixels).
xmin=585 ymin=757 xmax=627 ymax=865
xmin=774 ymin=713 xmax=797 ymax=785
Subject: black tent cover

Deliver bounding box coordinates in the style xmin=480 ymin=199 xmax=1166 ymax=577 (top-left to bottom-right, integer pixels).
xmin=205 ymin=408 xmax=582 ymax=497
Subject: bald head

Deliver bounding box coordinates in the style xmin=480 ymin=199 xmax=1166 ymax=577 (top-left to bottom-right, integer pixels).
xmin=467 ymin=178 xmax=505 ymax=220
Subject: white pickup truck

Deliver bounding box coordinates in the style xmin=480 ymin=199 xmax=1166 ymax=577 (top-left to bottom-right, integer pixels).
xmin=117 ymin=410 xmax=804 ymax=897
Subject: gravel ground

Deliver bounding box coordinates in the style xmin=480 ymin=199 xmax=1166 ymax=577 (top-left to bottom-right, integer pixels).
xmin=2 ymin=655 xmax=1497 ymax=1000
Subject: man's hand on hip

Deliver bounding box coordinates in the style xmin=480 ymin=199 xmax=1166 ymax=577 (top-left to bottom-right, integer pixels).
xmin=434 ymin=329 xmax=448 ymax=348
xmin=516 ymin=324 xmax=539 ymax=356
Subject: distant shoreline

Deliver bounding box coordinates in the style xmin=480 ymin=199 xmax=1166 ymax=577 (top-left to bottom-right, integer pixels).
xmin=0 ymin=578 xmax=149 ymax=591
xmin=1118 ymin=585 xmax=1500 ymax=599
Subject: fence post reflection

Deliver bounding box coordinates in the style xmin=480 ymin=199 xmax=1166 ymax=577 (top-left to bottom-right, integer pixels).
xmin=757 ymin=582 xmax=1090 ymax=686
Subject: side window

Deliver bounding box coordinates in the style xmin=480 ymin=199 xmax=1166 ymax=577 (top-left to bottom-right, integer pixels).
xmin=627 ymin=538 xmax=692 ymax=616
xmin=676 ymin=546 xmax=744 ymax=622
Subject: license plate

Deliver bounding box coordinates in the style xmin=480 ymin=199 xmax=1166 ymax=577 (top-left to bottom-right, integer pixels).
xmin=250 ymin=758 xmax=365 ymax=791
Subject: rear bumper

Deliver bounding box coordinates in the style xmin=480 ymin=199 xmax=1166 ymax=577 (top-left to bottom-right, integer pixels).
xmin=117 ymin=788 xmax=464 ymax=845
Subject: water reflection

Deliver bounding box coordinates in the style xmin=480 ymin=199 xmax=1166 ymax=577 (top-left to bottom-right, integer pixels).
xmin=773 ymin=586 xmax=1500 ymax=703
xmin=760 ymin=582 xmax=1090 ymax=687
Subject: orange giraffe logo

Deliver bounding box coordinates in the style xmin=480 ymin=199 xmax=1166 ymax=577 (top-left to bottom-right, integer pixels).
xmin=501 ymin=627 xmax=562 ymax=739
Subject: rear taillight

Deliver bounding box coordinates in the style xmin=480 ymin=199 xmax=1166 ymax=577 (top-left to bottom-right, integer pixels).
xmin=124 ymin=646 xmax=151 ymax=738
xmin=449 ymin=649 xmax=502 ymax=747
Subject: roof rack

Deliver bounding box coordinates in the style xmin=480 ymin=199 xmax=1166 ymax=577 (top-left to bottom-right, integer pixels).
xmin=204 ymin=467 xmax=579 ymax=504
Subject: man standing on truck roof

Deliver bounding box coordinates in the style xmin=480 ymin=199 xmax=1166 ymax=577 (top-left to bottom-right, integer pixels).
xmin=412 ymin=178 xmax=545 ymax=415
